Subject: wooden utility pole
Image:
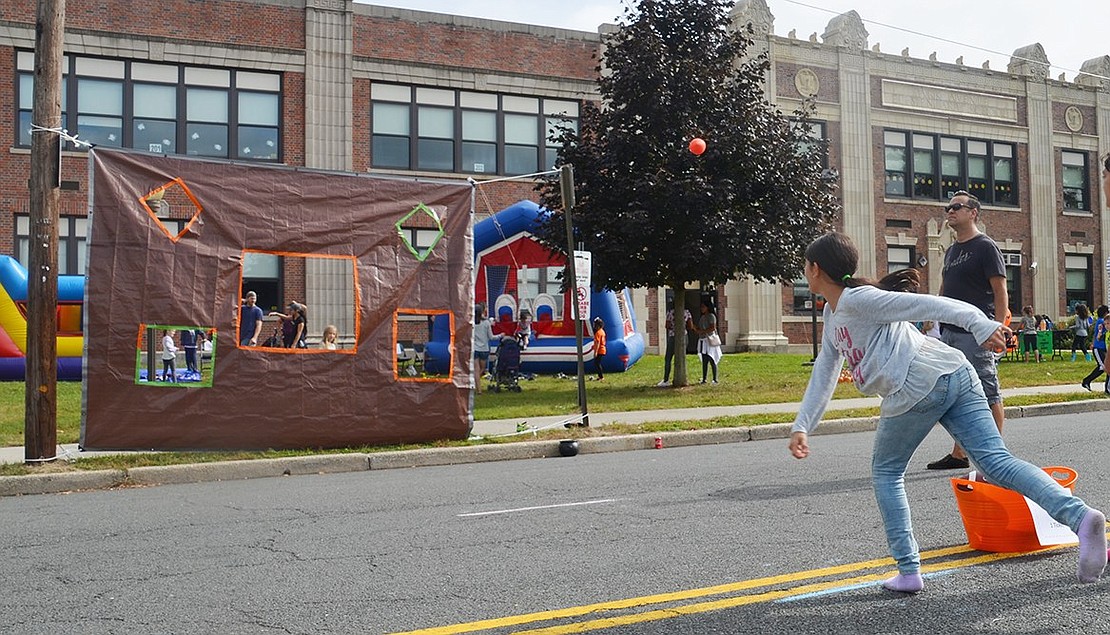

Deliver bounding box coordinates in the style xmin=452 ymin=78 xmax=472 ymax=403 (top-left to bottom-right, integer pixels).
xmin=25 ymin=0 xmax=66 ymax=464
xmin=560 ymin=165 xmax=588 ymax=427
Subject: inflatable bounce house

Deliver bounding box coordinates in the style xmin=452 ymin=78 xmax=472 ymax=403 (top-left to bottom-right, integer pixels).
xmin=0 ymin=256 xmax=84 ymax=380
xmin=427 ymin=200 xmax=644 ymax=375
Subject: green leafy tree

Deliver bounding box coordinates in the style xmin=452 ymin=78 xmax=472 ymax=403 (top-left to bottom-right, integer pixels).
xmin=538 ymin=0 xmax=839 ymax=387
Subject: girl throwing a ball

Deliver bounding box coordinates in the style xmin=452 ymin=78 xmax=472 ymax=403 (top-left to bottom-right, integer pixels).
xmin=789 ymin=231 xmax=1106 ymax=593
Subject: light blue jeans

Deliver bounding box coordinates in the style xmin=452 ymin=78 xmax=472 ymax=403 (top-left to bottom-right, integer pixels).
xmin=872 ymin=365 xmax=1092 ymax=574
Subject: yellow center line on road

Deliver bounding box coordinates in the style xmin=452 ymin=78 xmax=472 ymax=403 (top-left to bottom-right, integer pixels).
xmin=388 ymin=543 xmax=1013 ymax=635
xmin=510 ymin=545 xmax=1076 ymax=635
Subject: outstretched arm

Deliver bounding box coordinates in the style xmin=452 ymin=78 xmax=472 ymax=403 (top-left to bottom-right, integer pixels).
xmin=789 ymin=431 xmax=809 ymax=459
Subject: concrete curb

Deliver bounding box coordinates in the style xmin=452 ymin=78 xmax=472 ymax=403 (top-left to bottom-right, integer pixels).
xmin=0 ymin=469 xmax=127 ymax=497
xmin=126 ymin=454 xmax=373 ymax=487
xmin=2 ymin=399 xmax=1105 ymax=497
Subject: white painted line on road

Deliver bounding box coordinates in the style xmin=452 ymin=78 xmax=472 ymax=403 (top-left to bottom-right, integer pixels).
xmin=458 ymin=499 xmax=619 ymax=517
xmin=774 ymin=569 xmax=955 ymax=603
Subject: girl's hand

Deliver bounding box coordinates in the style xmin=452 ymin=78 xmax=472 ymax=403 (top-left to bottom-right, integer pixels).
xmin=789 ymin=432 xmax=809 ymax=459
xmin=981 ymin=325 xmax=1011 ymax=352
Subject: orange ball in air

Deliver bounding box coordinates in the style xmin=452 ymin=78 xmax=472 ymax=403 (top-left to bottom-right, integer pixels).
xmin=688 ymin=137 xmax=706 ymax=156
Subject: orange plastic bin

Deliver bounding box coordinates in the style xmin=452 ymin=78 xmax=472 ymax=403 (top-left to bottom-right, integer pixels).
xmin=951 ymin=466 xmax=1077 ymax=553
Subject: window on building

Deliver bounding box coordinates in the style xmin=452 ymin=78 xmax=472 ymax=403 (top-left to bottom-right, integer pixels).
xmin=134 ymin=82 xmax=177 ymax=153
xmin=966 ymin=140 xmax=989 ymax=201
xmin=544 ymin=100 xmax=580 ymax=170
xmin=1062 ymin=151 xmax=1089 ymax=211
xmin=939 ymin=137 xmax=963 ymax=199
xmin=883 ymin=129 xmax=1016 ymax=205
xmin=372 ymin=84 xmax=413 ymax=169
xmin=415 ymin=88 xmax=455 ymax=172
xmin=462 ymin=110 xmax=497 ymax=174
xmin=16 ymin=215 xmax=88 ymax=275
xmin=398 ymin=227 xmax=443 ymax=257
xmin=792 ymin=276 xmax=814 ymax=313
xmin=993 ymin=144 xmax=1015 ymax=205
xmin=370 ymin=84 xmax=579 ymax=175
xmin=887 ymin=246 xmax=913 ymax=274
xmin=884 ymin=131 xmax=909 ymax=197
xmin=1065 ymin=255 xmax=1092 ymax=311
xmin=76 ymin=60 xmax=124 ymax=148
xmin=186 ymin=69 xmax=230 ymax=158
xmin=504 ymin=97 xmax=540 ymax=175
xmin=794 ymin=121 xmax=828 ymax=170
xmin=16 ymin=52 xmax=68 ymax=148
xmin=15 ymin=52 xmax=281 ymax=161
xmin=1004 ymin=264 xmax=1021 ymax=319
xmin=912 ymin=134 xmax=937 ymax=198
xmin=242 ymin=252 xmax=283 ymax=313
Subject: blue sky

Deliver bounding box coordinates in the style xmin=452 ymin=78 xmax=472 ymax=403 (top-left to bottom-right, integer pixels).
xmin=359 ymin=0 xmax=1110 ymax=81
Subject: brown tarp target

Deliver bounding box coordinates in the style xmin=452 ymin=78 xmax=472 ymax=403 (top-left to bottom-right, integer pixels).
xmin=80 ymin=148 xmax=474 ymax=450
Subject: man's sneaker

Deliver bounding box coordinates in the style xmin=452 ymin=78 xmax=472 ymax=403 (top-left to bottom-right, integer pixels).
xmin=1082 ymin=380 xmax=1092 ymax=391
xmin=927 ymin=453 xmax=969 ymax=470
xmin=656 ymin=380 xmax=670 ymax=387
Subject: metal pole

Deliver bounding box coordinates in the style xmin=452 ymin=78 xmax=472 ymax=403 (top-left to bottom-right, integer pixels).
xmin=25 ymin=0 xmax=65 ymax=464
xmin=810 ymin=292 xmax=819 ymax=363
xmin=560 ymin=165 xmax=588 ymax=428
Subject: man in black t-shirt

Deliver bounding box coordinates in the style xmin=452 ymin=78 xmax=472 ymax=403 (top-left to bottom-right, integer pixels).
xmin=927 ymin=191 xmax=1009 ymax=470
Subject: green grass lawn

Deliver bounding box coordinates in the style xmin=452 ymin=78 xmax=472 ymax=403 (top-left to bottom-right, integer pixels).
xmin=0 ymin=352 xmax=1097 ymax=448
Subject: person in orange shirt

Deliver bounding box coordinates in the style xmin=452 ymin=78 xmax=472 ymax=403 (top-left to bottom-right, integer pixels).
xmin=592 ymin=317 xmax=607 ymax=381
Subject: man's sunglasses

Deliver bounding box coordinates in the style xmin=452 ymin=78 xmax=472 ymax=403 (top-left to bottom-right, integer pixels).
xmin=944 ymin=202 xmax=976 ymax=212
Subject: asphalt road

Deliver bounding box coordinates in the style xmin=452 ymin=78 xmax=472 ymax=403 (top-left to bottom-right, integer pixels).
xmin=1 ymin=412 xmax=1108 ymax=634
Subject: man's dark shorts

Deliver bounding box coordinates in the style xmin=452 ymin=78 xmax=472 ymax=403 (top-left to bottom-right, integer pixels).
xmin=940 ymin=329 xmax=1001 ymax=404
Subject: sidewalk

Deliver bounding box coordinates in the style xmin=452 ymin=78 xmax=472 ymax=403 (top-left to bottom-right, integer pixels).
xmin=0 ymin=384 xmax=1102 ymax=497
xmin=466 ymin=383 xmax=1087 ymax=436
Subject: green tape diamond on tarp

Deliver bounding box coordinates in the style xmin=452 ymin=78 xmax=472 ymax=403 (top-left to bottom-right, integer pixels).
xmin=396 ymin=203 xmax=444 ymax=262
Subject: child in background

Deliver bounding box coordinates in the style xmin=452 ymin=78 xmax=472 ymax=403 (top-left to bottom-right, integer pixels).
xmin=789 ymin=231 xmax=1105 ymax=593
xmin=592 ymin=317 xmax=607 ymax=381
xmin=160 ymin=330 xmax=177 ymax=382
xmin=321 ymin=325 xmax=338 ymax=350
xmin=1068 ymin=304 xmax=1093 ymax=362
xmin=517 ymin=309 xmax=533 ymax=350
xmin=1081 ymin=305 xmax=1109 ymax=393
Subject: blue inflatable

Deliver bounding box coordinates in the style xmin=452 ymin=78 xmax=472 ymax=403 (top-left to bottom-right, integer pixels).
xmin=427 ymin=200 xmax=644 ymax=375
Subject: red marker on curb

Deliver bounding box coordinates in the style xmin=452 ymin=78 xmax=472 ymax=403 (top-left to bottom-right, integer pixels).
xmin=654 ymin=437 xmax=663 ymax=449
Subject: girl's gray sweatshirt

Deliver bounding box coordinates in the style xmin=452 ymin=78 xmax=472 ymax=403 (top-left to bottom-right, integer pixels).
xmin=792 ymin=285 xmax=1002 ymax=434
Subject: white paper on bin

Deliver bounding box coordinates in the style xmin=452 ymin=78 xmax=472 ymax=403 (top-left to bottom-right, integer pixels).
xmin=1024 ymin=496 xmax=1078 ymax=546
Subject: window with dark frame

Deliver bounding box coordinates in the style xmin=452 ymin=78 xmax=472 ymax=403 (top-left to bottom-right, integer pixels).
xmin=883 ymin=129 xmax=1017 ymax=205
xmin=791 ymin=276 xmax=814 ymax=313
xmin=886 ymin=246 xmax=914 ymax=274
xmin=15 ymin=215 xmax=87 ymax=276
xmin=884 ymin=131 xmax=908 ymax=197
xmin=1065 ymin=255 xmax=1092 ymax=311
xmin=14 ymin=51 xmax=281 ymax=161
xmin=369 ymin=83 xmax=579 ymax=175
xmin=1062 ymin=150 xmax=1089 ymax=211
xmin=795 ymin=121 xmax=828 ymax=167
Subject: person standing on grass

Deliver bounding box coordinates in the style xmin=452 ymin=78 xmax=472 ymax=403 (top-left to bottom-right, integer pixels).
xmin=473 ymin=304 xmax=495 ymax=393
xmin=1019 ymin=305 xmax=1041 ymax=363
xmin=788 ymin=231 xmax=1106 ymax=594
xmin=239 ymin=291 xmax=264 ymax=347
xmin=927 ymin=191 xmax=1009 ymax=471
xmin=1081 ymin=305 xmax=1109 ymax=393
xmin=160 ymin=330 xmax=178 ymax=383
xmin=694 ymin=300 xmax=721 ymax=384
xmin=1065 ymin=304 xmax=1093 ymax=362
xmin=592 ymin=317 xmax=607 ymax=381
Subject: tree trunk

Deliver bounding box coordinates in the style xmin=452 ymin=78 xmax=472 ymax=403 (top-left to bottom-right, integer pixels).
xmin=671 ymin=285 xmax=689 ymax=387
